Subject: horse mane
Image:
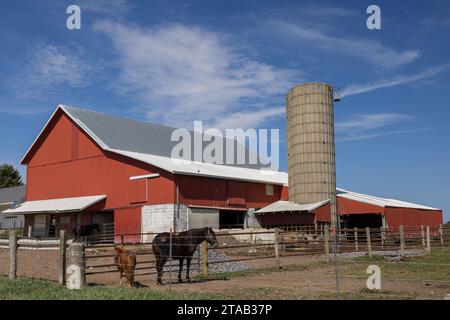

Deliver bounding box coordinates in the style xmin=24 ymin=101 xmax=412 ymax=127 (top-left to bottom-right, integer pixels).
xmin=177 ymin=227 xmax=209 ymax=239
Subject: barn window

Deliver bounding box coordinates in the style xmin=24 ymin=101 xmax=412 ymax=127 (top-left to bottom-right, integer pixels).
xmin=266 ymin=184 xmax=274 ymax=196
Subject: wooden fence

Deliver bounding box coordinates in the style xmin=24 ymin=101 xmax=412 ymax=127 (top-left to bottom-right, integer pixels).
xmin=0 ymin=224 xmax=449 ymax=287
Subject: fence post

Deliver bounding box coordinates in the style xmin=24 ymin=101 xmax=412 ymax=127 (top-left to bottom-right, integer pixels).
xmin=59 ymin=230 xmax=67 ymax=285
xmin=168 ymin=228 xmax=173 ymax=290
xmin=426 ymin=226 xmax=431 ymax=253
xmin=421 ymin=225 xmax=425 ymax=248
xmin=399 ymin=225 xmax=405 ymax=257
xmin=27 ymin=225 xmax=32 ymax=238
xmin=324 ymin=225 xmax=330 ymax=261
xmin=67 ymin=242 xmax=85 ymax=289
xmin=201 ymin=241 xmax=208 ymax=277
xmin=366 ymin=227 xmax=372 ymax=256
xmin=439 ymin=224 xmax=444 ymax=245
xmin=274 ymin=228 xmax=280 ymax=269
xmin=354 ymin=227 xmax=359 ymax=252
xmin=381 ymin=227 xmax=386 ymax=250
xmin=9 ymin=231 xmax=17 ymax=279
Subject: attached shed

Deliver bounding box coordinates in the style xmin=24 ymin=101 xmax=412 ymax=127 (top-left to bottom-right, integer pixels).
xmin=337 ymin=188 xmax=443 ymax=229
xmin=0 ymin=185 xmax=26 ymax=229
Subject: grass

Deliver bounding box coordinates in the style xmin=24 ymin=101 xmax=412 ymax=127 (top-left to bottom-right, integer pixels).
xmin=0 ymin=277 xmax=226 ymax=300
xmin=339 ymin=249 xmax=450 ymax=282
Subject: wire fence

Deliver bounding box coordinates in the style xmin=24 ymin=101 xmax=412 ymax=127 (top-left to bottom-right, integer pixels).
xmin=0 ymin=224 xmax=449 ymax=299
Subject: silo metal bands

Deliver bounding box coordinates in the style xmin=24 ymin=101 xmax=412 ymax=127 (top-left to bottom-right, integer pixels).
xmin=286 ymin=82 xmax=337 ymax=226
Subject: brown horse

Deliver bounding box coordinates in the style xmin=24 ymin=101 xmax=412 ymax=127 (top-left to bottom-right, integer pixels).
xmin=114 ymin=245 xmax=137 ymax=288
xmin=152 ymin=227 xmax=218 ymax=285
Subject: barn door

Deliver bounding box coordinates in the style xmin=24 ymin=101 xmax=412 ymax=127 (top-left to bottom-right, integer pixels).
xmin=33 ymin=214 xmax=47 ymax=237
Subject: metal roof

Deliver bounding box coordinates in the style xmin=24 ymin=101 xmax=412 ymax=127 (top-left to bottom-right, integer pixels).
xmin=112 ymin=149 xmax=289 ymax=185
xmin=255 ymin=199 xmax=330 ymax=214
xmin=337 ymin=188 xmax=440 ymax=211
xmin=3 ymin=195 xmax=106 ymax=215
xmin=59 ymin=105 xmax=262 ymax=169
xmin=0 ymin=185 xmax=26 ymax=205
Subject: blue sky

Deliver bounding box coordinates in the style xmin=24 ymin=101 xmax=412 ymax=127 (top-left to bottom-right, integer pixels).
xmin=0 ymin=0 xmax=449 ymax=221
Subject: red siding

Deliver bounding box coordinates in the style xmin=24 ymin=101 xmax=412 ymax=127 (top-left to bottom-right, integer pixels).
xmin=281 ymin=186 xmax=289 ymax=200
xmin=114 ymin=207 xmax=141 ymax=243
xmin=26 ymin=114 xmax=175 ymax=209
xmin=384 ymin=207 xmax=443 ymax=229
xmin=176 ymin=175 xmax=282 ymax=209
xmin=314 ymin=203 xmax=331 ymax=222
xmin=338 ymin=197 xmax=384 ymax=215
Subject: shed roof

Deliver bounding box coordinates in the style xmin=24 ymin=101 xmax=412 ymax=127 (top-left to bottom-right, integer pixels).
xmin=0 ymin=185 xmax=26 ymax=206
xmin=337 ymin=188 xmax=440 ymax=211
xmin=255 ymin=199 xmax=329 ymax=214
xmin=3 ymin=195 xmax=106 ymax=215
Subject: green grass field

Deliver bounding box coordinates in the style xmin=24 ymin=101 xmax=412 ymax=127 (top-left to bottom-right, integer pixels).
xmin=0 ymin=277 xmax=225 ymax=300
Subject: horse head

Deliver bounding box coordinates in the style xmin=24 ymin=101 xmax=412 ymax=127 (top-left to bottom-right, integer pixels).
xmin=205 ymin=227 xmax=218 ymax=248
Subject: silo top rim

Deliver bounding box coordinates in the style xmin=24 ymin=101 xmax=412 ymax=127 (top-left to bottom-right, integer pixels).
xmin=286 ymin=82 xmax=333 ymax=96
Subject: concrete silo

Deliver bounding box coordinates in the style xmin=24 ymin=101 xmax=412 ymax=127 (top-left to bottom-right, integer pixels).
xmin=286 ymin=82 xmax=338 ymax=227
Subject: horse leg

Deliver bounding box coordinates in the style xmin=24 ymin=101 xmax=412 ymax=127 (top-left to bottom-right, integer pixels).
xmin=127 ymin=267 xmax=134 ymax=288
xmin=186 ymin=257 xmax=192 ymax=282
xmin=178 ymin=258 xmax=184 ymax=283
xmin=156 ymin=257 xmax=165 ymax=285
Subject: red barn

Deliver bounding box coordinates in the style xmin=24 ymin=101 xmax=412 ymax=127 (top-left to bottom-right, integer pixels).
xmin=3 ymin=105 xmax=443 ymax=240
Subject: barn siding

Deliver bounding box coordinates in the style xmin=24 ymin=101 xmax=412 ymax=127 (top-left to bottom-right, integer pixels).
xmin=176 ymin=175 xmax=282 ymax=210
xmin=337 ymin=197 xmax=384 ymax=215
xmin=314 ymin=203 xmax=331 ymax=222
xmin=114 ymin=207 xmax=142 ymax=243
xmin=384 ymin=207 xmax=443 ymax=229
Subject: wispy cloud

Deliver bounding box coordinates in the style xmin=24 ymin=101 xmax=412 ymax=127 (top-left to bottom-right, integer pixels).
xmin=336 ymin=128 xmax=430 ymax=142
xmin=340 ymin=64 xmax=450 ymax=97
xmin=270 ymin=20 xmax=420 ymax=68
xmin=212 ymin=107 xmax=285 ymax=129
xmin=335 ymin=113 xmax=425 ymax=142
xmin=335 ymin=114 xmax=415 ymax=133
xmin=79 ymin=0 xmax=130 ymax=17
xmin=6 ymin=44 xmax=92 ymax=99
xmin=94 ymin=21 xmax=298 ymax=128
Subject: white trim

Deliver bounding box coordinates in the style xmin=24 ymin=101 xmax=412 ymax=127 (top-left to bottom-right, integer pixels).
xmin=129 ymin=173 xmax=160 ymax=181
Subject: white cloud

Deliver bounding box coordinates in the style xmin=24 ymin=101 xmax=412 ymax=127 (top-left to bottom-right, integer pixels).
xmin=335 ymin=113 xmax=425 ymax=142
xmin=335 ymin=113 xmax=415 ymax=133
xmin=79 ymin=0 xmax=130 ymax=17
xmin=94 ymin=21 xmax=298 ymax=128
xmin=212 ymin=107 xmax=285 ymax=129
xmin=271 ymin=20 xmax=420 ymax=68
xmin=7 ymin=44 xmax=90 ymax=99
xmin=340 ymin=64 xmax=450 ymax=97
xmin=336 ymin=128 xmax=430 ymax=142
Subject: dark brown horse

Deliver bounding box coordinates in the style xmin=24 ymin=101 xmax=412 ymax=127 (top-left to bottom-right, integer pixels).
xmin=152 ymin=227 xmax=218 ymax=285
xmin=73 ymin=223 xmax=101 ymax=241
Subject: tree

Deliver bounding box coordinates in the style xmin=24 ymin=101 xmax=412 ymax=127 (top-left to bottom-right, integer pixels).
xmin=0 ymin=164 xmax=23 ymax=188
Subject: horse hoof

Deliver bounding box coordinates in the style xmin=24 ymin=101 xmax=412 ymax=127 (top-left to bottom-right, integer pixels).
xmin=178 ymin=279 xmax=183 ymax=283
xmin=157 ymin=282 xmax=163 ymax=286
